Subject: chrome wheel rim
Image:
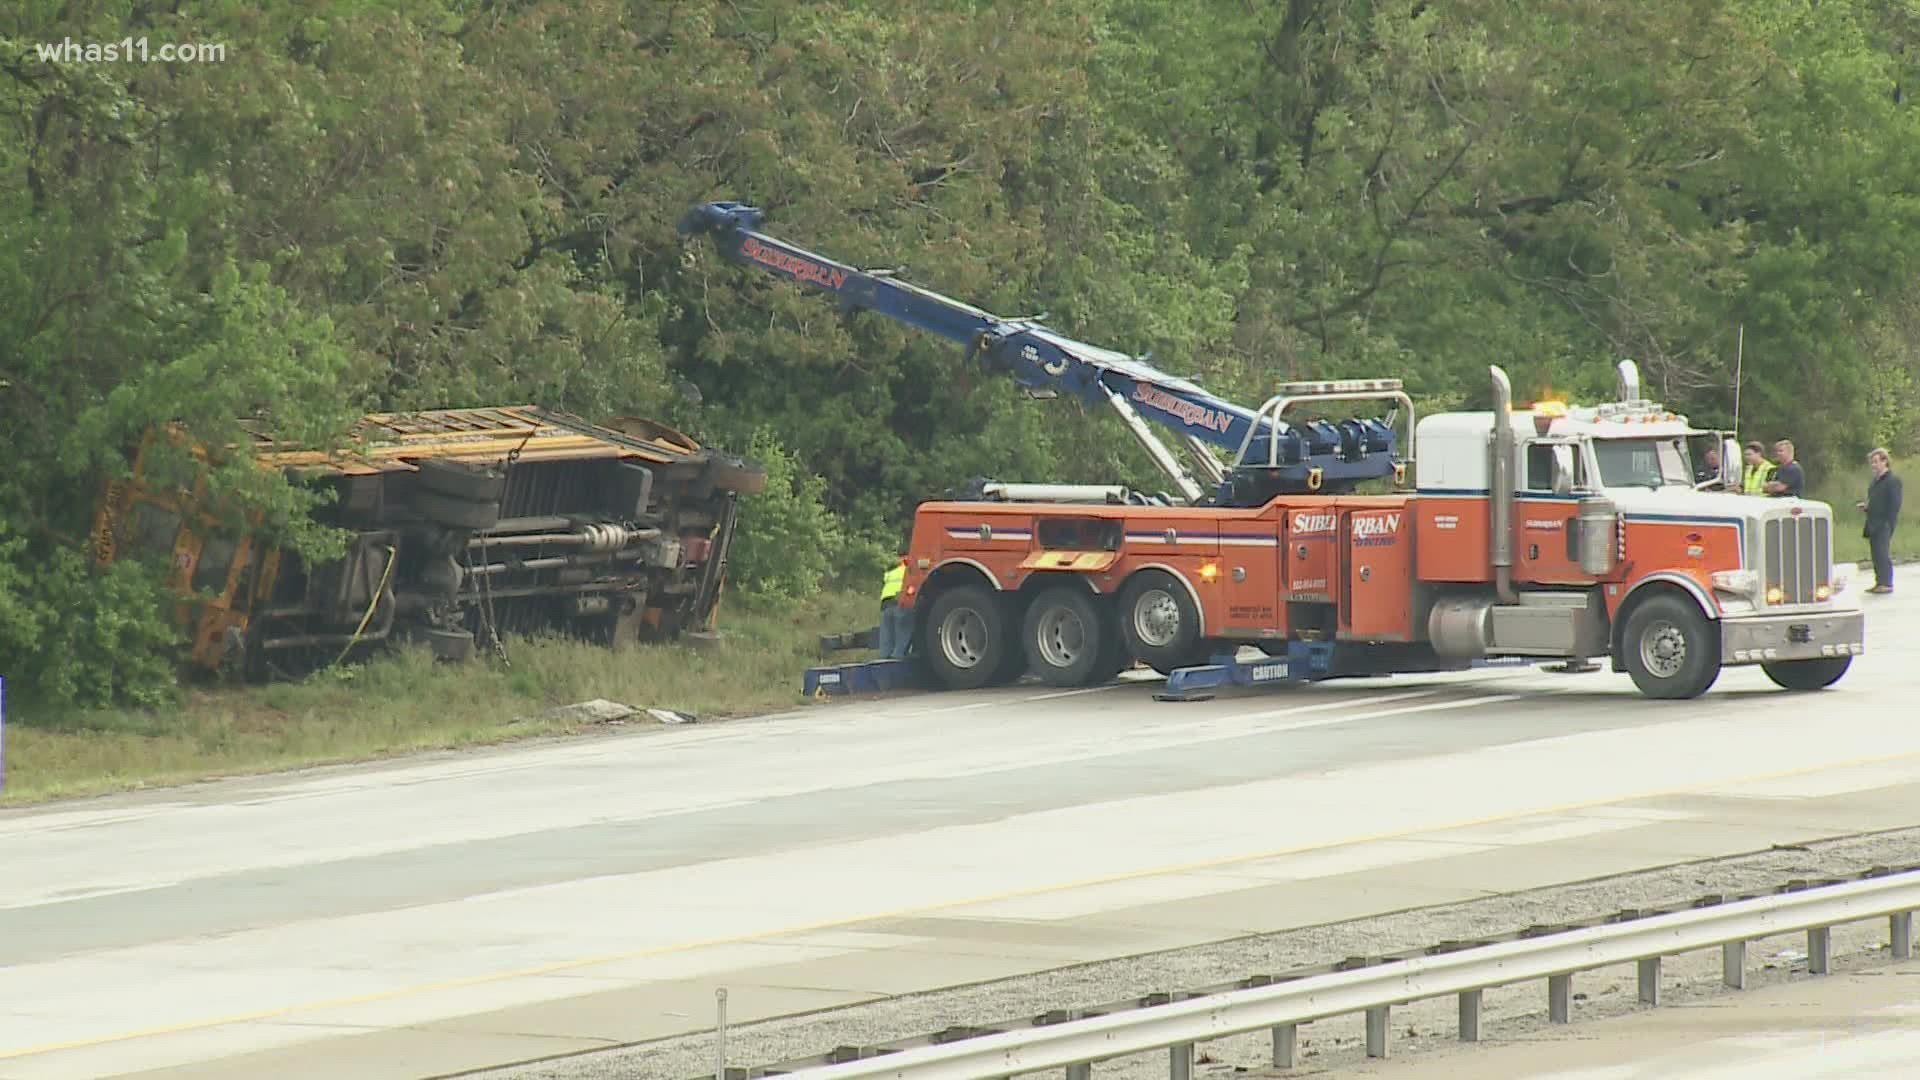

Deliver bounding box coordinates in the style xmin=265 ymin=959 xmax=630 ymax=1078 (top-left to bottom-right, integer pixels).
xmin=1639 ymin=620 xmax=1687 ymax=679
xmin=939 ymin=607 xmax=989 ymax=669
xmin=1133 ymin=588 xmax=1181 ymax=648
xmin=1035 ymin=606 xmax=1089 ymax=669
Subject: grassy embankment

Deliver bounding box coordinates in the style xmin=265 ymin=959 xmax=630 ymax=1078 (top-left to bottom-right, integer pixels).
xmin=2 ymin=589 xmax=876 ymax=805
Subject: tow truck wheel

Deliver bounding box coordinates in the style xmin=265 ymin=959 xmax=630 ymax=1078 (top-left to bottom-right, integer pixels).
xmin=1761 ymin=656 xmax=1851 ymax=691
xmin=1094 ymin=610 xmax=1132 ymax=681
xmin=1022 ymin=586 xmax=1111 ymax=688
xmin=1621 ymin=594 xmax=1721 ymax=700
xmin=1119 ymin=570 xmax=1209 ymax=676
xmin=923 ymin=585 xmax=1017 ymax=691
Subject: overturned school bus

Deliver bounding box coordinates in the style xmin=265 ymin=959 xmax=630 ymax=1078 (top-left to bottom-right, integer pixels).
xmin=90 ymin=406 xmax=766 ymax=680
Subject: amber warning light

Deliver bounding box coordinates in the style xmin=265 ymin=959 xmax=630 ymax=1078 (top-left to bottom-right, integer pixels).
xmin=1531 ymin=400 xmax=1568 ymax=436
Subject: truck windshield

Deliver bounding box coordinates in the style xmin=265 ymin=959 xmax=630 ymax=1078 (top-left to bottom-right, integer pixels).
xmin=1593 ymin=437 xmax=1694 ymax=489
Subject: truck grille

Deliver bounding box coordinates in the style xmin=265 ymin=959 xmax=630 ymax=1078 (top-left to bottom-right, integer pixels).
xmin=1764 ymin=514 xmax=1830 ymax=603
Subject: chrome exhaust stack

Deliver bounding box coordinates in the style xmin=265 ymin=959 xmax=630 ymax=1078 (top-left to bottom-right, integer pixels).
xmin=1615 ymin=359 xmax=1642 ymax=403
xmin=1489 ymin=365 xmax=1517 ymax=603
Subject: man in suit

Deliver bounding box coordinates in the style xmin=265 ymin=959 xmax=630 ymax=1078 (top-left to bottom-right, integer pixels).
xmin=1857 ymin=448 xmax=1903 ymax=594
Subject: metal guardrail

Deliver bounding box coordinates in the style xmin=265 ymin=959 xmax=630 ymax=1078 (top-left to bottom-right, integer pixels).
xmin=769 ymin=867 xmax=1920 ymax=1079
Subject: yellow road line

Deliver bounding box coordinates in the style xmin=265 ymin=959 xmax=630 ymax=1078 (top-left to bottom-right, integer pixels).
xmin=9 ymin=746 xmax=1920 ymax=1061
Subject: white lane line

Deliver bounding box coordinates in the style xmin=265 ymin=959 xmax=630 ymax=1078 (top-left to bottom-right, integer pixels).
xmin=1025 ymin=684 xmax=1134 ymax=701
xmin=1226 ymin=688 xmax=1443 ymax=723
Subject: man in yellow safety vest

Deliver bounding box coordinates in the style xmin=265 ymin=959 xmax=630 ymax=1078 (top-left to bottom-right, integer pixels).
xmin=1740 ymin=441 xmax=1776 ymax=495
xmin=877 ymin=556 xmax=911 ymax=659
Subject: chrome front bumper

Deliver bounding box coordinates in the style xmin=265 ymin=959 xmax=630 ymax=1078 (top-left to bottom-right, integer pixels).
xmin=1721 ymin=610 xmax=1865 ymax=665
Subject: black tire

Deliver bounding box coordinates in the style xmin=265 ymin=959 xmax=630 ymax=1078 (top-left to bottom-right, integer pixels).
xmin=415 ymin=489 xmax=500 ymax=531
xmin=923 ymin=584 xmax=1016 ymax=691
xmin=1021 ymin=586 xmax=1112 ymax=688
xmin=1093 ymin=604 xmax=1132 ymax=681
xmin=1761 ymin=656 xmax=1851 ymax=691
xmin=1621 ymin=594 xmax=1721 ymax=699
xmin=424 ymin=627 xmax=475 ymax=663
xmin=1118 ymin=570 xmax=1210 ymax=676
xmin=414 ymin=458 xmax=507 ymax=503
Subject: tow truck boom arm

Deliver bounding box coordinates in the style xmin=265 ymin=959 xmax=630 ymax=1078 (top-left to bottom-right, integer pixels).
xmin=679 ymin=201 xmax=1399 ymax=502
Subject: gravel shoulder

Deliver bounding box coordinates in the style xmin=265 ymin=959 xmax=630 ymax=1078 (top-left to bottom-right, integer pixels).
xmin=470 ymin=824 xmax=1920 ymax=1080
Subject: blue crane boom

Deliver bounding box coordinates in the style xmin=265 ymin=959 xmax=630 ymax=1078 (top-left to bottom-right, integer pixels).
xmin=678 ymin=201 xmax=1402 ymax=503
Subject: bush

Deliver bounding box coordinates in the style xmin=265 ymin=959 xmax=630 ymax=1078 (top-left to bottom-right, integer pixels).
xmin=726 ymin=429 xmax=846 ymax=599
xmin=0 ymin=526 xmax=181 ymax=713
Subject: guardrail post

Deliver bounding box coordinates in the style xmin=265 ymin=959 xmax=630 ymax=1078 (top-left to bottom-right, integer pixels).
xmin=1272 ymin=1023 xmax=1297 ymax=1068
xmin=1637 ymin=957 xmax=1661 ymax=1005
xmin=1365 ymin=1006 xmax=1390 ymax=1058
xmin=1168 ymin=1042 xmax=1194 ymax=1079
xmin=1059 ymin=1008 xmax=1092 ymax=1080
xmin=1458 ymin=990 xmax=1482 ymax=1042
xmin=1893 ymin=912 xmax=1913 ymax=960
xmin=715 ymin=987 xmax=728 ymax=1080
xmin=1723 ymin=940 xmax=1747 ymax=989
xmin=1547 ymin=973 xmax=1572 ymax=1023
xmin=1808 ymin=926 xmax=1832 ymax=975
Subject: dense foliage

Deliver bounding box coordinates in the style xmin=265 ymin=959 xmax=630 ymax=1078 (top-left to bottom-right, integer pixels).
xmin=4 ymin=0 xmax=1919 ymax=707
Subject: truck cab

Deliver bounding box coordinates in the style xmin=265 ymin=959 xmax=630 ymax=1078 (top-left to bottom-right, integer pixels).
xmin=1413 ymin=362 xmax=1864 ymax=698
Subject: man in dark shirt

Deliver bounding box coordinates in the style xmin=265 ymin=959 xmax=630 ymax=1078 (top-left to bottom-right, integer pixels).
xmin=1858 ymin=448 xmax=1904 ymax=593
xmin=1765 ymin=439 xmax=1805 ymax=498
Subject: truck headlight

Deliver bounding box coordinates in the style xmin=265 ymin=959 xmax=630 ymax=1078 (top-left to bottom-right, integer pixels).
xmin=1711 ymin=570 xmax=1757 ymax=594
xmin=1831 ymin=562 xmax=1855 ymax=593
xmin=1765 ymin=585 xmax=1784 ymax=605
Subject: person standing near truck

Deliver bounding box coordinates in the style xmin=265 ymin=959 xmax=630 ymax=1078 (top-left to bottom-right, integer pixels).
xmin=878 ymin=554 xmax=911 ymax=658
xmin=1740 ymin=441 xmax=1776 ymax=495
xmin=1858 ymin=448 xmax=1903 ymax=594
xmin=1765 ymin=439 xmax=1805 ymax=497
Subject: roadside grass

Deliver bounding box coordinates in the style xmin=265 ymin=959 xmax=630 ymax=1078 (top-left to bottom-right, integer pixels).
xmin=1 ymin=588 xmax=876 ymax=805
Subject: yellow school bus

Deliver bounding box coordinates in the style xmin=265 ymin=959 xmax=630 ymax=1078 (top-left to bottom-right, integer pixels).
xmin=90 ymin=406 xmax=765 ymax=680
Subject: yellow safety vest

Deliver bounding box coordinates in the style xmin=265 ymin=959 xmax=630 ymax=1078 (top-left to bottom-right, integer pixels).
xmin=880 ymin=562 xmax=905 ymax=602
xmin=1741 ymin=462 xmax=1775 ymax=495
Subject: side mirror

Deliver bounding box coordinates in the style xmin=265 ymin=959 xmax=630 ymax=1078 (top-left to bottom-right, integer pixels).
xmin=1551 ymin=444 xmax=1576 ymax=495
xmin=1721 ymin=437 xmax=1740 ymax=488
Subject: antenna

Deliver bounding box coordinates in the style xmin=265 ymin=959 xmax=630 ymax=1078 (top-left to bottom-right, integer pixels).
xmin=1732 ymin=324 xmax=1744 ymax=435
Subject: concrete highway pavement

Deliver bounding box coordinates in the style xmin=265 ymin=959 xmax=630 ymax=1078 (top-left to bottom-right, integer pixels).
xmin=0 ymin=589 xmax=1915 ymax=1080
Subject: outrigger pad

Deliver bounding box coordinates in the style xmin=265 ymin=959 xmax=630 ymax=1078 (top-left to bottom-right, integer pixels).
xmin=803 ymin=658 xmax=922 ymax=697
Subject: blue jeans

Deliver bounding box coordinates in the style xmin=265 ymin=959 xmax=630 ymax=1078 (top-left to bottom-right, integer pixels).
xmin=878 ymin=603 xmax=912 ymax=659
xmin=1870 ymin=529 xmax=1894 ymax=590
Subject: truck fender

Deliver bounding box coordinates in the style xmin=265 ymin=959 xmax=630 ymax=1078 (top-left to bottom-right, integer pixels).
xmin=1608 ymin=574 xmax=1717 ymax=671
xmin=1617 ymin=572 xmax=1720 ymax=620
xmin=929 ymin=557 xmax=1003 ymax=592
